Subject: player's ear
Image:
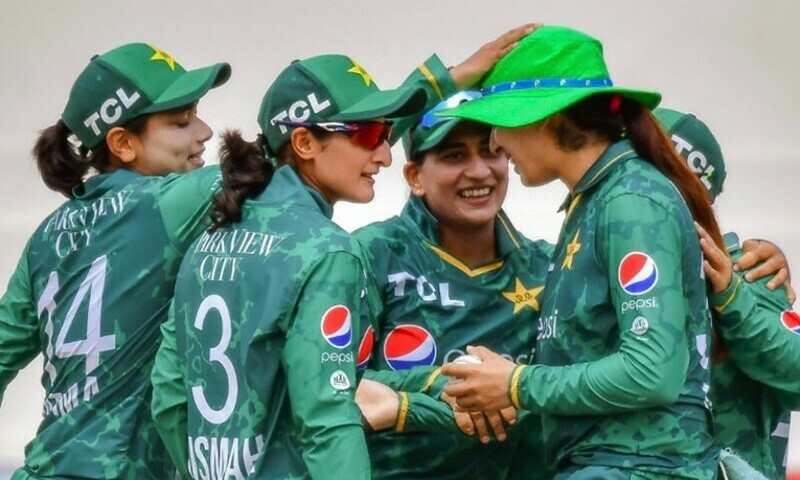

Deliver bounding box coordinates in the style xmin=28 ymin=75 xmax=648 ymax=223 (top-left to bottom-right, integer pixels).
xmin=404 ymin=163 xmax=424 ymax=197
xmin=106 ymin=127 xmax=137 ymax=165
xmin=290 ymin=127 xmax=323 ymax=160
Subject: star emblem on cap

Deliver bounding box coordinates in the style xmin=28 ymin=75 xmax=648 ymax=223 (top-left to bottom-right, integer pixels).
xmin=347 ymin=59 xmax=372 ymax=87
xmin=149 ymin=45 xmax=177 ymax=71
xmin=502 ymin=278 xmax=544 ymax=314
xmin=562 ymin=229 xmax=581 ymax=270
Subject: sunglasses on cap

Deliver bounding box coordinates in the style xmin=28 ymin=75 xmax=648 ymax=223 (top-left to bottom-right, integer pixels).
xmin=419 ymin=90 xmax=483 ymax=130
xmin=272 ymin=120 xmax=393 ymax=151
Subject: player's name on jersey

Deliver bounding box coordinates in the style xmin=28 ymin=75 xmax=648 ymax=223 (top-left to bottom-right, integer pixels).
xmin=42 ymin=190 xmax=133 ymax=258
xmin=192 ymin=229 xmax=283 ymax=282
xmin=188 ymin=434 xmax=264 ymax=480
xmin=42 ymin=375 xmax=99 ymax=418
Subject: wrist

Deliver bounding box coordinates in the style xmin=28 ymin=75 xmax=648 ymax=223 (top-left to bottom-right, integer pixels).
xmin=507 ymin=364 xmax=527 ymax=409
xmin=393 ymin=392 xmax=409 ymax=432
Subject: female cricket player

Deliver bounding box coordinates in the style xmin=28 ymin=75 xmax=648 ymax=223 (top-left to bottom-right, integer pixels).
xmin=0 ymin=43 xmax=229 ymax=479
xmin=657 ymin=107 xmax=800 ymax=479
xmin=441 ymin=26 xmax=721 ymax=478
xmin=149 ymin=53 xmax=428 ymax=480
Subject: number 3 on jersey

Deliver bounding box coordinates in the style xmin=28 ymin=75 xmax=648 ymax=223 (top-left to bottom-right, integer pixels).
xmin=191 ymin=294 xmax=238 ymax=425
xmin=38 ymin=255 xmax=116 ymax=385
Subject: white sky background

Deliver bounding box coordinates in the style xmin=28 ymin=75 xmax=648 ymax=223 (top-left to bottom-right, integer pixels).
xmin=0 ymin=0 xmax=799 ymax=468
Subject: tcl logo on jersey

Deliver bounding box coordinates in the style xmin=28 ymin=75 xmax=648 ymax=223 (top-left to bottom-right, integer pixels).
xmin=383 ymin=325 xmax=437 ymax=370
xmin=320 ymin=305 xmax=352 ymax=349
xmin=357 ymin=325 xmax=375 ymax=371
xmin=618 ymin=252 xmax=659 ymax=295
xmin=387 ymin=271 xmax=465 ymax=308
xmin=780 ymin=310 xmax=800 ymax=335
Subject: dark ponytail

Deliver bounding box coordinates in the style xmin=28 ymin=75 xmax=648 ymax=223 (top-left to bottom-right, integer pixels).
xmin=617 ymin=99 xmax=725 ymax=251
xmin=210 ymin=130 xmax=276 ymax=230
xmin=32 ymin=120 xmax=91 ymax=198
xmin=556 ymin=94 xmax=725 ymax=251
xmin=33 ymin=116 xmax=150 ymax=198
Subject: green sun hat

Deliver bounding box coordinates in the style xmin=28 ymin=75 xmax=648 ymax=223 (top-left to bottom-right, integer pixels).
xmin=402 ymin=90 xmax=483 ymax=158
xmin=257 ymin=54 xmax=427 ymax=157
xmin=654 ymin=108 xmax=726 ymax=201
xmin=61 ymin=43 xmax=231 ymax=150
xmin=437 ymin=26 xmax=661 ymax=128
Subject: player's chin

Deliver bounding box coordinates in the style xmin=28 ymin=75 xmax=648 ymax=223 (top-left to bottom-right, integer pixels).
xmin=187 ymin=155 xmax=205 ymax=170
xmin=345 ymin=180 xmax=376 ymax=203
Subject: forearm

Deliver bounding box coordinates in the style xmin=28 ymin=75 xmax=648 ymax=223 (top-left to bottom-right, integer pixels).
xmin=362 ymin=365 xmax=441 ymax=392
xmin=712 ymin=275 xmax=800 ymax=393
xmin=397 ymin=391 xmax=463 ymax=435
xmin=0 ymin=252 xmax=39 ymax=406
xmin=513 ymin=345 xmax=688 ymax=415
xmin=150 ymin=316 xmax=190 ymax=478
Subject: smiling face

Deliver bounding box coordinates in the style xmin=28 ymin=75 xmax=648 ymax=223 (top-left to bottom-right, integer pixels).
xmin=300 ymin=131 xmax=393 ymax=204
xmin=490 ymin=121 xmax=562 ymax=187
xmin=407 ymin=122 xmax=508 ymax=232
xmin=128 ymin=103 xmax=213 ymax=175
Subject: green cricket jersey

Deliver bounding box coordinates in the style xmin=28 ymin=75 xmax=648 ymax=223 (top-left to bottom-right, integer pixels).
xmin=151 ymin=165 xmax=370 ymax=480
xmin=511 ymin=141 xmax=718 ymax=478
xmin=709 ymin=232 xmax=800 ymax=479
xmin=355 ymin=195 xmax=553 ymax=479
xmin=0 ymin=166 xmax=220 ymax=479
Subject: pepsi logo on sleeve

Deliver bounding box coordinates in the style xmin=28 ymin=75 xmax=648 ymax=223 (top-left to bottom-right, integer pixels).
xmin=780 ymin=310 xmax=800 ymax=335
xmin=356 ymin=325 xmax=375 ymax=371
xmin=618 ymin=252 xmax=659 ymax=296
xmin=383 ymin=324 xmax=437 ymax=370
xmin=320 ymin=305 xmax=352 ymax=349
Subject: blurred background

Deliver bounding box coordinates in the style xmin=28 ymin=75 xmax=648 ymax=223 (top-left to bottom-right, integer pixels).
xmin=1 ymin=0 xmax=798 ymax=475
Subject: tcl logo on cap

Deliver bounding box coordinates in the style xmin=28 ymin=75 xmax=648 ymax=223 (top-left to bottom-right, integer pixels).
xmin=320 ymin=305 xmax=352 ymax=349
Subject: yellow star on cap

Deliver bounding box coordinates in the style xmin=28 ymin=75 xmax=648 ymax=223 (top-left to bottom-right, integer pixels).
xmin=562 ymin=230 xmax=581 ymax=270
xmin=502 ymin=278 xmax=544 ymax=314
xmin=149 ymin=45 xmax=177 ymax=71
xmin=347 ymin=59 xmax=372 ymax=87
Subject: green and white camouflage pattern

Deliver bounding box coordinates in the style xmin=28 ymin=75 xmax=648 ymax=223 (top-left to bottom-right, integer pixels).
xmin=151 ymin=165 xmax=370 ymax=480
xmin=356 ymin=195 xmax=553 ymax=479
xmin=708 ymin=232 xmax=800 ymax=479
xmin=0 ymin=166 xmax=220 ymax=479
xmin=514 ymin=140 xmax=717 ymax=478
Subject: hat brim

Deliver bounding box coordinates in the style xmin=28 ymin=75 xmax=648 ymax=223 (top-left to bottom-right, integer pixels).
xmin=411 ymin=118 xmax=465 ymax=155
xmin=437 ymin=87 xmax=661 ymax=128
xmin=141 ymin=62 xmax=231 ymax=114
xmin=332 ymin=85 xmax=427 ymax=122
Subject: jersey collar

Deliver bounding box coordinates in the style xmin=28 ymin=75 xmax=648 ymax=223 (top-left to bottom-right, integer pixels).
xmin=558 ymin=139 xmax=637 ymax=212
xmin=401 ymin=195 xmax=524 ymax=258
xmin=72 ymin=169 xmax=141 ymax=199
xmin=258 ymin=165 xmax=334 ymax=219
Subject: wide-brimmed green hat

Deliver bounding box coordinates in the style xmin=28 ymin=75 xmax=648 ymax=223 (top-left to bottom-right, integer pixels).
xmin=403 ymin=90 xmax=483 ymax=158
xmin=438 ymin=26 xmax=661 ymax=128
xmin=258 ymin=54 xmax=427 ymax=156
xmin=62 ymin=43 xmax=231 ymax=150
xmin=654 ymin=108 xmax=726 ymax=201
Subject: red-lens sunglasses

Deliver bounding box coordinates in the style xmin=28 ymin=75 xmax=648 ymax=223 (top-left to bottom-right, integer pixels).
xmin=272 ymin=120 xmax=392 ymax=150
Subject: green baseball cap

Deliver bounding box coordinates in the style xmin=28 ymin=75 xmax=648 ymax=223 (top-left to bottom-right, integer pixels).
xmin=438 ymin=26 xmax=661 ymax=128
xmin=403 ymin=90 xmax=483 ymax=159
xmin=257 ymin=54 xmax=427 ymax=156
xmin=62 ymin=43 xmax=231 ymax=150
xmin=654 ymin=108 xmax=726 ymax=201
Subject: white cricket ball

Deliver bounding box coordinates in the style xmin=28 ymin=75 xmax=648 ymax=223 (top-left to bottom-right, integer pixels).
xmin=451 ymin=354 xmax=483 ymax=365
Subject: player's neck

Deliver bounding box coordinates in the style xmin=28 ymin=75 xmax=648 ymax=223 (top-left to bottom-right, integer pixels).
xmin=437 ymin=223 xmax=497 ymax=268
